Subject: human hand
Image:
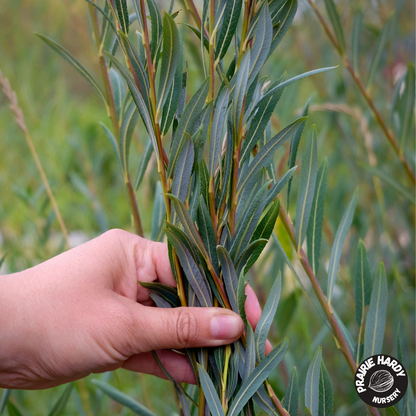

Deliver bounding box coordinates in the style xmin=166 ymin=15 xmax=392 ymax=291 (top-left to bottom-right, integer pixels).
xmin=0 ymin=229 xmax=271 ymax=389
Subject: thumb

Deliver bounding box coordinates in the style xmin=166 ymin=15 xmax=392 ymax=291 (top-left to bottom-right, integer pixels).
xmin=130 ymin=304 xmax=244 ymax=353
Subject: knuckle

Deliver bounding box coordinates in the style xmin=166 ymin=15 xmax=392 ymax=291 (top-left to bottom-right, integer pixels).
xmin=176 ymin=310 xmax=199 ymax=348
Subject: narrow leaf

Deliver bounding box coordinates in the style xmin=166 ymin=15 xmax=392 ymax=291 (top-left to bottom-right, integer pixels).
xmin=283 ymin=367 xmax=299 ymax=416
xmin=100 ymin=122 xmax=122 ymax=171
xmin=138 ymin=281 xmax=180 ymax=307
xmin=0 ymin=390 xmax=10 ymax=415
xmin=119 ymin=99 xmax=139 ymax=173
xmin=91 ymin=379 xmax=156 ymax=416
xmin=134 ymin=139 xmax=153 ymax=191
xmin=351 ymin=11 xmax=363 ymax=74
xmin=217 ymin=246 xmax=239 ymax=313
xmin=327 ymin=188 xmax=358 ymax=305
xmin=305 ymin=346 xmax=322 ymax=416
xmin=295 ymin=124 xmax=318 ymax=249
xmin=243 ymin=324 xmax=256 ymax=381
xmin=236 ymin=239 xmax=268 ymax=277
xmin=228 ymin=339 xmax=289 ymax=416
xmin=148 ymin=0 xmax=162 ymax=60
xmin=109 ymin=67 xmax=125 ymax=118
xmin=172 ymin=133 xmax=194 ymax=203
xmin=237 ymin=276 xmax=248 ymax=325
xmin=306 ymin=158 xmax=328 ymax=276
xmin=266 ymin=166 xmax=297 ymax=207
xmin=48 ymin=383 xmax=74 ymax=416
xmin=35 ymin=33 xmax=106 ymax=105
xmin=323 ymin=0 xmax=345 ymax=54
xmin=6 ymin=403 xmax=24 ymax=416
xmin=114 ymin=0 xmax=129 ymax=34
xmin=254 ymin=274 xmax=282 ymax=362
xmin=399 ymin=63 xmax=415 ymax=153
xmin=318 ymin=361 xmax=333 ymax=416
xmin=364 ymin=262 xmax=388 ymax=359
xmin=197 ymin=365 xmax=225 ymax=416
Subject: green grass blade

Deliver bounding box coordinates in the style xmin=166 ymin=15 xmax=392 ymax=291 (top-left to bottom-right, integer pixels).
xmin=209 ymin=87 xmax=229 ymax=179
xmin=354 ymin=240 xmax=373 ymax=325
xmin=351 ymin=10 xmax=363 ymax=74
xmin=399 ymin=63 xmax=415 ymax=153
xmin=197 ymin=365 xmax=225 ymax=416
xmin=6 ymin=402 xmax=24 ymax=416
xmin=364 ymin=262 xmax=388 ymax=359
xmin=91 ymin=379 xmax=156 ymax=416
xmin=114 ymin=0 xmax=129 ymax=34
xmin=295 ymin=124 xmax=318 ymax=249
xmin=0 ymin=390 xmax=11 ymax=414
xmin=228 ymin=339 xmax=289 ymax=416
xmin=119 ymin=99 xmax=139 ymax=174
xmin=158 ymin=13 xmax=180 ymax=112
xmin=327 ymin=188 xmax=358 ymax=305
xmin=307 ymin=158 xmax=328 ymax=276
xmin=305 ymin=346 xmax=322 ymax=416
xmin=318 ymin=360 xmax=333 ymax=416
xmin=323 ymin=0 xmax=346 ymax=54
xmin=254 ymin=273 xmax=282 ymax=362
xmin=134 ymin=139 xmax=153 ymax=191
xmin=35 ymin=33 xmax=107 ymax=106
xmin=248 ymin=4 xmax=272 ymax=85
xmin=217 ymin=246 xmax=239 ymax=312
xmin=47 ymin=383 xmax=74 ymax=416
xmin=367 ymin=15 xmax=393 ymax=88
xmin=243 ymin=323 xmax=256 ymax=381
xmin=283 ymin=367 xmax=299 ymax=416
xmin=215 ymin=0 xmax=243 ymax=61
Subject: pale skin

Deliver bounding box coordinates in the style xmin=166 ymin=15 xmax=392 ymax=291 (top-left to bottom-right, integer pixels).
xmin=0 ymin=229 xmax=272 ymax=390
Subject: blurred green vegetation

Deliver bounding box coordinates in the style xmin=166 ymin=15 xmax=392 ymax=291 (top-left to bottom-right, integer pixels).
xmin=0 ymin=0 xmax=414 ymax=415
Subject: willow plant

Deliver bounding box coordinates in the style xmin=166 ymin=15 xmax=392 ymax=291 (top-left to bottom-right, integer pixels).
xmin=33 ymin=0 xmax=399 ymax=415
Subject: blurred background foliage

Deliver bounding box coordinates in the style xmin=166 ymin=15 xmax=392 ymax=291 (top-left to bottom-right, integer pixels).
xmin=0 ymin=0 xmax=414 ymax=415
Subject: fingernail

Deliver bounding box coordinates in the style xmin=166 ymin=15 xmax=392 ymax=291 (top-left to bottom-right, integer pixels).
xmin=210 ymin=314 xmax=242 ymax=340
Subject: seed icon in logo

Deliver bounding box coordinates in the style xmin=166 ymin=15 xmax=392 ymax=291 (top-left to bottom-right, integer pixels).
xmin=368 ymin=370 xmax=394 ymax=393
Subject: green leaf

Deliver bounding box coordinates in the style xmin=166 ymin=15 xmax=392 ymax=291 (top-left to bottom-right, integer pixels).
xmin=283 ymin=367 xmax=299 ymax=416
xmin=0 ymin=390 xmax=11 ymax=415
xmin=217 ymin=246 xmax=239 ymax=313
xmin=306 ymin=158 xmax=328 ymax=276
xmin=333 ymin=310 xmax=355 ymax=356
xmin=6 ymin=402 xmax=24 ymax=416
xmin=47 ymin=383 xmax=74 ymax=416
xmin=399 ymin=63 xmax=415 ymax=153
xmin=364 ymin=262 xmax=388 ymax=358
xmin=134 ymin=139 xmax=153 ymax=191
xmin=91 ymin=379 xmax=156 ymax=416
xmin=148 ymin=0 xmax=162 ymax=61
xmin=327 ymin=188 xmax=358 ymax=305
xmin=268 ymin=0 xmax=298 ymax=55
xmin=168 ymin=78 xmax=210 ymax=178
xmin=209 ymin=87 xmax=229 ymax=179
xmin=237 ymin=275 xmax=248 ymax=325
xmin=236 ymin=239 xmax=268 ymax=276
xmin=354 ymin=240 xmax=373 ymax=325
xmin=105 ymin=52 xmax=159 ymax=158
xmin=197 ymin=197 xmax=219 ymax=274
xmin=248 ymin=4 xmax=272 ymax=85
xmin=238 ymin=118 xmax=307 ymax=195
xmin=216 ymin=0 xmax=243 ymax=61
xmin=295 ymin=124 xmax=318 ymax=249
xmin=323 ymin=0 xmax=345 ymax=54
xmin=217 ymin=121 xmax=233 ymax=209
xmin=351 ymin=10 xmax=363 ymax=74
xmin=172 ymin=133 xmax=194 ymax=203
xmin=114 ymin=0 xmax=129 ymax=34
xmin=228 ymin=339 xmax=289 ymax=416
xmin=119 ymin=99 xmax=139 ymax=173
xmin=254 ymin=274 xmax=281 ymax=362
xmin=245 ymin=199 xmax=280 ymax=272
xmin=385 ymin=407 xmax=401 ymax=416
xmin=266 ymin=166 xmax=297 ymax=207
xmin=318 ymin=361 xmax=333 ymax=416
xmin=165 ymin=228 xmax=212 ymax=307
xmin=243 ymin=323 xmax=256 ymax=381
xmin=305 ymin=346 xmax=322 ymax=416
xmin=253 ymin=385 xmax=276 ymax=414
xmin=35 ymin=33 xmax=107 ymax=105
xmin=100 ymin=122 xmax=122 ymax=171
xmin=138 ymin=281 xmax=180 ymax=307
xmin=197 ymin=365 xmax=225 ymax=416
xmin=367 ymin=15 xmax=393 ymax=88
xmin=109 ymin=67 xmax=125 ymax=118
xmin=118 ymin=31 xmax=152 ymax=115
xmin=158 ymin=13 xmax=180 ymax=112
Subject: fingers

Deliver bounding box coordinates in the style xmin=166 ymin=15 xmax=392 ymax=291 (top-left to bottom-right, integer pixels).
xmin=244 ymin=283 xmax=262 ymax=330
xmin=122 ymin=350 xmax=196 ymax=384
xmin=127 ymin=302 xmax=244 ymax=353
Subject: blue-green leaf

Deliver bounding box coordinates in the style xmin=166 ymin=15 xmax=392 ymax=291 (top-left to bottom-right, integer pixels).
xmin=295 ymin=124 xmax=318 ymax=249
xmin=253 ymin=385 xmax=276 ymax=414
xmin=109 ymin=67 xmax=125 ymax=118
xmin=6 ymin=402 xmax=24 ymax=416
xmin=305 ymin=346 xmax=322 ymax=416
xmin=228 ymin=339 xmax=289 ymax=416
xmin=351 ymin=10 xmax=363 ymax=74
xmin=327 ymin=188 xmax=358 ymax=305
xmin=364 ymin=262 xmax=388 ymax=359
xmin=243 ymin=324 xmax=256 ymax=381
xmin=158 ymin=13 xmax=180 ymax=112
xmin=318 ymin=360 xmax=333 ymax=416
xmin=168 ymin=77 xmax=210 ymax=178
xmin=151 ymin=181 xmax=166 ymax=242
xmin=197 ymin=365 xmax=225 ymax=416
xmin=354 ymin=240 xmax=373 ymax=325
xmin=237 ymin=275 xmax=248 ymax=325
xmin=114 ymin=0 xmax=129 ymax=34
xmin=307 ymin=158 xmax=328 ymax=276
xmin=399 ymin=63 xmax=415 ymax=153
xmin=254 ymin=274 xmax=282 ymax=362
xmin=0 ymin=390 xmax=10 ymax=415
xmin=323 ymin=0 xmax=345 ymax=54
xmin=217 ymin=246 xmax=238 ymax=313
xmin=266 ymin=166 xmax=297 ymax=207
xmin=138 ymin=281 xmax=180 ymax=307
xmin=100 ymin=122 xmax=122 ymax=172
xmin=283 ymin=367 xmax=299 ymax=416
xmin=91 ymin=379 xmax=156 ymax=416
xmin=134 ymin=139 xmax=153 ymax=191
xmin=48 ymin=383 xmax=74 ymax=416
xmin=35 ymin=33 xmax=106 ymax=105
xmin=236 ymin=239 xmax=268 ymax=277
xmin=119 ymin=99 xmax=139 ymax=174
xmin=148 ymin=0 xmax=162 ymax=61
